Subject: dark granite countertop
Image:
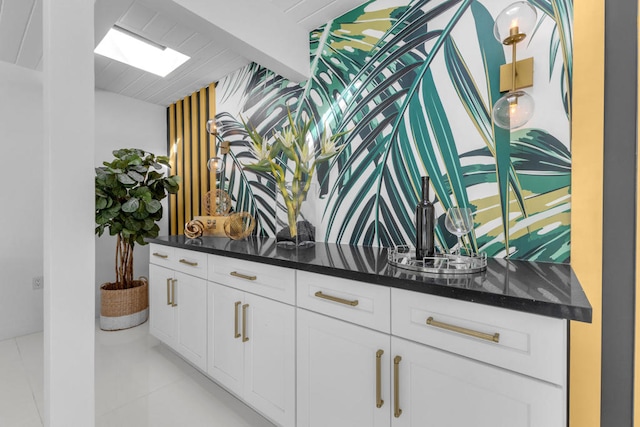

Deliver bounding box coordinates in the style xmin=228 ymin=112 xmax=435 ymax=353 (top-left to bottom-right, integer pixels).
xmin=147 ymin=235 xmax=592 ymax=323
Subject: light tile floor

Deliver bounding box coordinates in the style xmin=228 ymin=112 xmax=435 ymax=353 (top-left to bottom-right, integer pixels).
xmin=0 ymin=322 xmax=275 ymax=427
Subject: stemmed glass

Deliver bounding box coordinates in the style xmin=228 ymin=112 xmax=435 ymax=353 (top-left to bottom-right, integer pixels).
xmin=444 ymin=207 xmax=474 ymax=258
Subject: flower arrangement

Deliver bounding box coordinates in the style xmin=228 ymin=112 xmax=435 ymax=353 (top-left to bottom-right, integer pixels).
xmin=243 ymin=110 xmax=345 ymax=242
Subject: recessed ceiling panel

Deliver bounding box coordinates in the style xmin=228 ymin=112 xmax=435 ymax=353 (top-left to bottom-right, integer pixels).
xmin=0 ymin=0 xmax=368 ymax=106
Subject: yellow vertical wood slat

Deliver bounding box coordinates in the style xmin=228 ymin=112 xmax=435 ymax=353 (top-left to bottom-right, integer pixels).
xmin=191 ymin=92 xmax=200 ymax=217
xmin=183 ymin=96 xmax=192 ymax=229
xmin=168 ymin=104 xmax=177 ymax=235
xmin=570 ymin=1 xmax=604 ymax=426
xmin=636 ymin=4 xmax=640 ymax=426
xmin=208 ymin=83 xmax=217 ymax=192
xmin=199 ymin=87 xmax=208 ymax=210
xmin=176 ymin=100 xmax=185 ymax=234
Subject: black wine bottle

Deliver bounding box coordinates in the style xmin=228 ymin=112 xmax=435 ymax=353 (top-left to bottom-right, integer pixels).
xmin=415 ymin=176 xmax=435 ymax=260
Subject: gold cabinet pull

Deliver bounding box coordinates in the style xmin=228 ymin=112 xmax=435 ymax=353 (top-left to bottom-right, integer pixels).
xmin=230 ymin=271 xmax=257 ymax=281
xmin=153 ymin=252 xmax=169 ymax=259
xmin=179 ymin=259 xmax=198 ymax=267
xmin=394 ymin=356 xmax=402 ymax=418
xmin=234 ymin=301 xmax=242 ymax=339
xmin=376 ymin=350 xmax=384 ymax=408
xmin=314 ymin=291 xmax=359 ymax=307
xmin=242 ymin=304 xmax=249 ymax=342
xmin=166 ymin=278 xmax=172 ymax=305
xmin=171 ymin=279 xmax=177 ymax=307
xmin=426 ymin=317 xmax=500 ymax=343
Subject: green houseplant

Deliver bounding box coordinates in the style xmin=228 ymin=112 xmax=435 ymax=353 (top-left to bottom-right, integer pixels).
xmin=95 ymin=148 xmax=179 ymax=330
xmin=243 ymin=111 xmax=345 ymax=246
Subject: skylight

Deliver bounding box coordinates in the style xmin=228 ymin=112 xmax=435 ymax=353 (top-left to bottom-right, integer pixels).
xmin=95 ymin=26 xmax=190 ymax=78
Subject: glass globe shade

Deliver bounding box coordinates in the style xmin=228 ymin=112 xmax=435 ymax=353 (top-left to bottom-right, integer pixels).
xmin=492 ymin=90 xmax=535 ymax=129
xmin=207 ymin=156 xmax=225 ymax=174
xmin=206 ymin=118 xmax=217 ymax=135
xmin=493 ymin=2 xmax=537 ymax=43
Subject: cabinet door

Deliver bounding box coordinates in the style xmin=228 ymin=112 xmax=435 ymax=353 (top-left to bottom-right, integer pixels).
xmin=391 ymin=336 xmax=565 ymax=427
xmin=297 ymin=309 xmax=391 ymax=427
xmin=243 ymin=293 xmax=295 ymax=427
xmin=149 ymin=264 xmax=175 ymax=344
xmin=207 ymin=282 xmax=245 ymax=396
xmin=174 ymin=271 xmax=207 ymax=371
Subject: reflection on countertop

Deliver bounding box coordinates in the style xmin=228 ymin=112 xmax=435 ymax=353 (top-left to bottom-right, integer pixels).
xmin=150 ymin=235 xmax=592 ymax=323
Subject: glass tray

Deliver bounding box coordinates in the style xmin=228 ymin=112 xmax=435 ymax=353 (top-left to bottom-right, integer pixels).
xmin=387 ymin=246 xmax=487 ymax=275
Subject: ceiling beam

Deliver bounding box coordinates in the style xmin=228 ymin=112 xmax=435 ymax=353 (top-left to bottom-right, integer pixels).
xmin=171 ymin=0 xmax=311 ymax=83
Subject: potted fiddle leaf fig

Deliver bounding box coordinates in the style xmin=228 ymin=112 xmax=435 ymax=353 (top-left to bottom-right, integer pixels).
xmin=95 ymin=148 xmax=179 ymax=330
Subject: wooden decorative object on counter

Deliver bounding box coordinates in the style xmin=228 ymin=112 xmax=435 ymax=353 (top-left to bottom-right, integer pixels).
xmin=224 ymin=212 xmax=256 ymax=240
xmin=194 ymin=215 xmax=228 ymax=237
xmin=195 ymin=189 xmax=234 ymax=237
xmin=185 ymin=219 xmax=205 ymax=238
xmin=202 ymin=189 xmax=232 ymax=215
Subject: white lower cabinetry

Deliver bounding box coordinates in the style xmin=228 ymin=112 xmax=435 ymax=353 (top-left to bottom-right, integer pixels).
xmin=296 ymin=308 xmax=565 ymax=427
xmin=391 ymin=336 xmax=564 ymax=427
xmin=148 ymin=263 xmax=207 ymax=371
xmin=297 ymin=308 xmax=391 ymax=427
xmin=148 ymin=246 xmax=570 ymax=427
xmin=208 ymin=281 xmax=296 ymax=427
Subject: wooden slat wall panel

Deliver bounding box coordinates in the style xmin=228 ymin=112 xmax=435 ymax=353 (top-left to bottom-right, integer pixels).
xmin=168 ymin=104 xmax=177 ymax=235
xmin=183 ymin=98 xmax=192 ymax=225
xmin=167 ymin=83 xmax=217 ymax=234
xmin=199 ymin=87 xmax=209 ymax=208
xmin=191 ymin=92 xmax=200 ymax=218
xmin=209 ymin=83 xmax=217 ymax=192
xmin=175 ymin=100 xmax=185 ymax=234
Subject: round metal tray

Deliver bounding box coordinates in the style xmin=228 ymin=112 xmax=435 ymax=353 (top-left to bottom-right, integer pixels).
xmin=387 ymin=246 xmax=487 ymax=275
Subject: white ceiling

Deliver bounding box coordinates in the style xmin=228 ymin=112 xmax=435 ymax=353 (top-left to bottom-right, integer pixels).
xmin=0 ymin=0 xmax=365 ymax=106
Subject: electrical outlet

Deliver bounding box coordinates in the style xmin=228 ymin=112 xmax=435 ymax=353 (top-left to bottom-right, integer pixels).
xmin=32 ymin=276 xmax=43 ymax=290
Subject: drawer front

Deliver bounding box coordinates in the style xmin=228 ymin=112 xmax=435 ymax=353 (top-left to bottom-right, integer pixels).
xmin=173 ymin=248 xmax=208 ymax=279
xmin=149 ymin=244 xmax=174 ymax=268
xmin=391 ymin=288 xmax=566 ymax=385
xmin=208 ymin=255 xmax=295 ymax=305
xmin=297 ymin=270 xmax=390 ymax=333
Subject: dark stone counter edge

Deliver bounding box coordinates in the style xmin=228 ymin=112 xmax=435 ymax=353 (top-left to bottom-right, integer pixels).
xmin=147 ymin=238 xmax=592 ymax=323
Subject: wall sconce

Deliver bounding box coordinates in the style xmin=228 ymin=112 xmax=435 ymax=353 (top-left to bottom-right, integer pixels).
xmin=206 ymin=118 xmax=230 ymax=175
xmin=492 ymin=2 xmax=537 ymax=129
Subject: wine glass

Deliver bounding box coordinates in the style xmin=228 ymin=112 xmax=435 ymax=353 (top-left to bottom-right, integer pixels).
xmin=445 ymin=207 xmax=474 ymax=258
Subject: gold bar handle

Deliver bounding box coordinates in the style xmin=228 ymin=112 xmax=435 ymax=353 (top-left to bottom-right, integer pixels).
xmin=230 ymin=271 xmax=257 ymax=281
xmin=314 ymin=291 xmax=359 ymax=307
xmin=234 ymin=301 xmax=242 ymax=339
xmin=166 ymin=278 xmax=172 ymax=305
xmin=242 ymin=304 xmax=249 ymax=342
xmin=153 ymin=252 xmax=169 ymax=259
xmin=376 ymin=350 xmax=384 ymax=408
xmin=171 ymin=279 xmax=177 ymax=307
xmin=426 ymin=317 xmax=500 ymax=343
xmin=394 ymin=356 xmax=402 ymax=418
xmin=179 ymin=259 xmax=198 ymax=267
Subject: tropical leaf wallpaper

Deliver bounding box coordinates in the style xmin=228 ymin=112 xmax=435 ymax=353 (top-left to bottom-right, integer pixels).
xmin=213 ymin=0 xmax=572 ymax=263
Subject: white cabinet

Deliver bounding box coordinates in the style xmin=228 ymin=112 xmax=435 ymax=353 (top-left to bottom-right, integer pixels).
xmin=207 ymin=282 xmax=244 ymax=395
xmin=297 ymin=308 xmax=391 ymax=427
xmin=208 ymin=280 xmax=296 ymax=427
xmin=149 ymin=262 xmax=207 ymax=371
xmin=297 ymin=294 xmax=565 ymax=427
xmin=149 ymin=263 xmax=175 ymax=344
xmin=390 ymin=336 xmax=564 ymax=427
xmin=173 ymin=271 xmax=207 ymax=370
xmin=391 ymin=288 xmax=566 ymax=385
xmin=148 ymin=244 xmax=571 ymax=427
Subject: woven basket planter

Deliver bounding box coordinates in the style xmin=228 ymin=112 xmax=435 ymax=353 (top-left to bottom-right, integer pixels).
xmin=100 ymin=278 xmax=149 ymax=331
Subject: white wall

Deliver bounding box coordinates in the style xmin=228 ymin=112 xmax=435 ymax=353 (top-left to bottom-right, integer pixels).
xmin=0 ymin=62 xmax=44 ymax=341
xmin=0 ymin=68 xmax=168 ymax=340
xmin=94 ymin=90 xmax=167 ymax=317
